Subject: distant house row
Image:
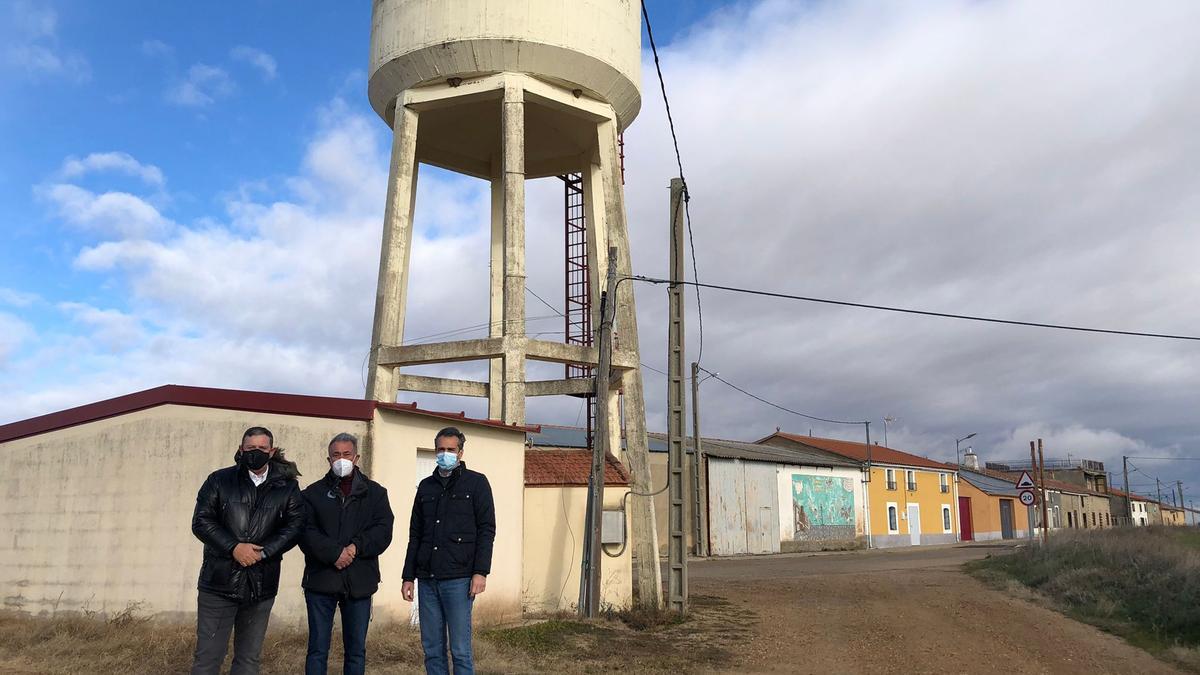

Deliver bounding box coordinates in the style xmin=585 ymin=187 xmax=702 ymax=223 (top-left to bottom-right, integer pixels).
xmin=529 ymin=426 xmax=1196 ymax=556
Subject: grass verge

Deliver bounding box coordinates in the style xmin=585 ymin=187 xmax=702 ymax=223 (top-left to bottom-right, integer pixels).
xmin=968 ymin=527 xmax=1200 ymax=672
xmin=0 ymin=597 xmax=738 ymax=674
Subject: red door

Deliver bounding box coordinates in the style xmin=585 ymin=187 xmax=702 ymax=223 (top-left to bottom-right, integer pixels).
xmin=958 ymin=496 xmax=974 ymax=541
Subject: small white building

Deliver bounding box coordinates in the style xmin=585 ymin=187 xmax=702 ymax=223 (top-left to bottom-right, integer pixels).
xmin=0 ymin=385 xmax=629 ymax=624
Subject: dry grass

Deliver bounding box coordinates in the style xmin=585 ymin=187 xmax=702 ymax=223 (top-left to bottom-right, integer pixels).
xmin=0 ymin=595 xmax=741 ymax=674
xmin=969 ymin=526 xmax=1200 ymax=672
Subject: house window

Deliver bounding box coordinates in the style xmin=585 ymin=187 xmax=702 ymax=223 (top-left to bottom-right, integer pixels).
xmin=886 ymin=469 xmax=897 ymax=491
xmin=940 ymin=473 xmax=949 ymax=493
xmin=942 ymin=505 xmax=952 ymax=533
xmin=887 ymin=504 xmax=899 ymax=533
xmin=906 ymin=470 xmax=917 ymax=491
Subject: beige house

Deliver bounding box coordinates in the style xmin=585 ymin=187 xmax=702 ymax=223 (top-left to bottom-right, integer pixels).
xmin=522 ymin=449 xmax=631 ymax=614
xmin=0 ymin=385 xmax=628 ymax=625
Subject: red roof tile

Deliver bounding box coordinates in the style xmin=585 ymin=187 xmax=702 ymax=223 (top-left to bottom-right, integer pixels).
xmin=761 ymin=432 xmax=951 ymax=471
xmin=525 ymin=448 xmax=630 ymax=487
xmin=0 ymin=384 xmax=538 ymax=444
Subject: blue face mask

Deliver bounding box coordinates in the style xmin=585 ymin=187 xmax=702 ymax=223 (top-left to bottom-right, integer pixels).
xmin=436 ymin=451 xmax=459 ymax=471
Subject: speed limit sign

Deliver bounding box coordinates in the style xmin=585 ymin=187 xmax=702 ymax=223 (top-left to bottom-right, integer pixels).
xmin=1018 ymin=489 xmax=1037 ymax=506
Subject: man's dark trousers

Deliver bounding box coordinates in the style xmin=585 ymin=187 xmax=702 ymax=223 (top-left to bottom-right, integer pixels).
xmin=305 ymin=591 xmax=372 ymax=675
xmin=191 ymin=590 xmax=275 ymax=675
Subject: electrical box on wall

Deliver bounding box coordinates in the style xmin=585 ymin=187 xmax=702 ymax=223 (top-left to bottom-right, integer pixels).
xmin=601 ymin=510 xmax=625 ymax=545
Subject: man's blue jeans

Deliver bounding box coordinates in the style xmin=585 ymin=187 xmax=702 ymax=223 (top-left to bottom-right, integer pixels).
xmin=417 ymin=577 xmax=474 ymax=675
xmin=305 ymin=591 xmax=372 ymax=675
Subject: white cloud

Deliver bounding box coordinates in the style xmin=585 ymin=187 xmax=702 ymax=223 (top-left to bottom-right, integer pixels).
xmin=59 ymin=152 xmax=165 ymax=188
xmin=230 ymin=46 xmax=277 ymax=81
xmin=4 ymin=1 xmax=90 ymax=82
xmin=167 ymin=64 xmax=235 ymax=106
xmin=141 ymin=39 xmax=172 ymax=58
xmin=58 ymin=302 xmax=144 ymax=351
xmin=0 ymin=288 xmax=38 ymax=307
xmin=38 ymin=183 xmax=172 ymax=239
xmin=0 ymin=312 xmax=35 ymax=367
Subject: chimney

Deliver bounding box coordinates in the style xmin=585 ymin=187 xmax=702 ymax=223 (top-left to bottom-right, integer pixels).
xmin=963 ymin=446 xmax=980 ymax=471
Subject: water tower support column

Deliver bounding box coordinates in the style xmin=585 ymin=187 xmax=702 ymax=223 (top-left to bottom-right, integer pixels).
xmin=598 ymin=116 xmax=663 ymax=607
xmin=499 ymin=82 xmax=528 ymax=424
xmin=366 ymin=94 xmax=420 ymax=403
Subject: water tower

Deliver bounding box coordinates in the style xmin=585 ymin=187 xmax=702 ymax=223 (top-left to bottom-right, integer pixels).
xmin=363 ymin=0 xmax=652 ymax=461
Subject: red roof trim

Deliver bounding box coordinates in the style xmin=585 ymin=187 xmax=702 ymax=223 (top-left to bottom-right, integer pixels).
xmin=0 ymin=384 xmax=536 ymax=444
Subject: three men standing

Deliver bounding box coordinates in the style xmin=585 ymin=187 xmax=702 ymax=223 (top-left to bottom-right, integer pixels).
xmin=191 ymin=426 xmax=305 ymax=675
xmin=402 ymin=427 xmax=497 ymax=675
xmin=300 ymin=432 xmax=395 ymax=675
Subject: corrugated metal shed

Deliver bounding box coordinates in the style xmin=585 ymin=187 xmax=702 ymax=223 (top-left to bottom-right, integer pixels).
xmin=528 ymin=425 xmax=668 ymax=452
xmin=647 ymin=433 xmax=859 ymax=468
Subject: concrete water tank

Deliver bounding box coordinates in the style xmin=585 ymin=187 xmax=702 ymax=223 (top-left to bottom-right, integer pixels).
xmin=368 ymin=0 xmax=643 ymax=130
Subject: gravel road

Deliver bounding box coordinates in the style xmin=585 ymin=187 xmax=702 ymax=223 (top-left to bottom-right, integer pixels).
xmin=686 ymin=543 xmax=1181 ymax=674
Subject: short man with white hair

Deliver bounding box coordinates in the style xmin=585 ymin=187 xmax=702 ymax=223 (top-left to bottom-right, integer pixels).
xmin=300 ymin=432 xmax=394 ymax=675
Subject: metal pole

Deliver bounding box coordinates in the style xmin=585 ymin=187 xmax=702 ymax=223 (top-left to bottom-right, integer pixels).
xmin=582 ymin=248 xmax=618 ymax=618
xmin=1028 ymin=441 xmax=1038 ymax=540
xmin=1178 ymin=481 xmax=1185 ymax=512
xmin=690 ymin=361 xmax=707 ymax=557
xmin=1122 ymin=456 xmax=1131 ymax=526
xmin=1038 ymin=439 xmax=1049 ymax=543
xmin=666 ymin=178 xmax=688 ymax=614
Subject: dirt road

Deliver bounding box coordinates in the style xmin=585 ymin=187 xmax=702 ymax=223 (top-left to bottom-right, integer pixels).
xmin=688 ymin=543 xmax=1181 ymax=674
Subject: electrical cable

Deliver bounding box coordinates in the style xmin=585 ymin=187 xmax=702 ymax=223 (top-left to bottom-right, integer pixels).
xmin=698 ymin=365 xmax=866 ymax=425
xmin=640 ymin=0 xmax=704 ymax=364
xmin=631 ymin=276 xmax=1200 ymax=342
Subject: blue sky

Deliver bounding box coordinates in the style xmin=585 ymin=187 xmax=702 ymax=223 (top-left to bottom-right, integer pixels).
xmin=4 ymin=0 xmax=1200 ymax=504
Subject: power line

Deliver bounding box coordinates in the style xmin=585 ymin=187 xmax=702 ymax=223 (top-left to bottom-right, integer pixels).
xmin=526 ymin=286 xmax=564 ymax=318
xmin=640 ymin=0 xmax=704 ymax=364
xmin=631 ymin=276 xmax=1200 ymax=342
xmin=698 ymin=365 xmax=866 ymax=426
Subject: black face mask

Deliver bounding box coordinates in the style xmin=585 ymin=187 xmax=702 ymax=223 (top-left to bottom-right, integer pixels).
xmin=241 ymin=449 xmax=271 ymax=471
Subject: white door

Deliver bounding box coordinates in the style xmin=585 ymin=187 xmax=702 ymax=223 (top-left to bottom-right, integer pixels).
xmin=907 ymin=504 xmax=921 ymax=546
xmin=411 ymin=451 xmax=438 ymax=625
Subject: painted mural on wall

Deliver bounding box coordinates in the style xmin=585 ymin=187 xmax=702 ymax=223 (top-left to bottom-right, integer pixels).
xmin=791 ymin=474 xmax=855 ymax=541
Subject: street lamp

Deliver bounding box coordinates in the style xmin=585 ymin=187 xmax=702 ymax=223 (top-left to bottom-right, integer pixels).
xmin=883 ymin=416 xmax=897 ymax=447
xmin=956 ymin=432 xmax=976 ymax=467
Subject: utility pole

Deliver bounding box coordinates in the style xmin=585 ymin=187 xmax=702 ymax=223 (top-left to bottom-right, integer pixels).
xmin=1028 ymin=441 xmax=1038 ymax=540
xmin=690 ymin=361 xmax=707 ymax=557
xmin=1178 ymin=481 xmax=1185 ymax=513
xmin=666 ymin=178 xmax=687 ymax=614
xmin=1122 ymin=456 xmax=1131 ymax=527
xmin=1157 ymin=478 xmax=1164 ymax=525
xmin=1038 ymin=439 xmax=1049 ymax=542
xmin=579 ymin=247 xmax=618 ymax=618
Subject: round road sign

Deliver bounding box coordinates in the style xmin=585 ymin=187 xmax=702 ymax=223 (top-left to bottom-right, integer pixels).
xmin=1018 ymin=489 xmax=1036 ymax=506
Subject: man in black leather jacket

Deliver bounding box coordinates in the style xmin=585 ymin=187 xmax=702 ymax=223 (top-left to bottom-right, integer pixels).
xmin=299 ymin=432 xmax=394 ymax=675
xmin=190 ymin=426 xmax=305 ymax=675
xmin=401 ymin=427 xmax=496 ymax=675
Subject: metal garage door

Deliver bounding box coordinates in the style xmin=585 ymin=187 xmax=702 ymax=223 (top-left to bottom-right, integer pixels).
xmin=707 ymin=458 xmax=780 ymax=556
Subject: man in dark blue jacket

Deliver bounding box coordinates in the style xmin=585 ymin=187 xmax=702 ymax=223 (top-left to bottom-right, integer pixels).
xmin=191 ymin=426 xmax=305 ymax=675
xmin=401 ymin=427 xmax=496 ymax=675
xmin=299 ymin=432 xmax=394 ymax=675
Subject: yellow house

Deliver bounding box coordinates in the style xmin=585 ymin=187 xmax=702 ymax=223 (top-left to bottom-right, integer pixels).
xmin=522 ymin=448 xmax=632 ymax=614
xmin=759 ymin=433 xmax=958 ymax=548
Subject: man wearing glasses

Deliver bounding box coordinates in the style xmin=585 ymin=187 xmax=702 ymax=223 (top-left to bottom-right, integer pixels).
xmin=401 ymin=427 xmax=496 ymax=675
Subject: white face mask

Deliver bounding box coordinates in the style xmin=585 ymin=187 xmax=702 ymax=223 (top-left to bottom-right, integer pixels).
xmin=332 ymin=458 xmax=355 ymax=477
